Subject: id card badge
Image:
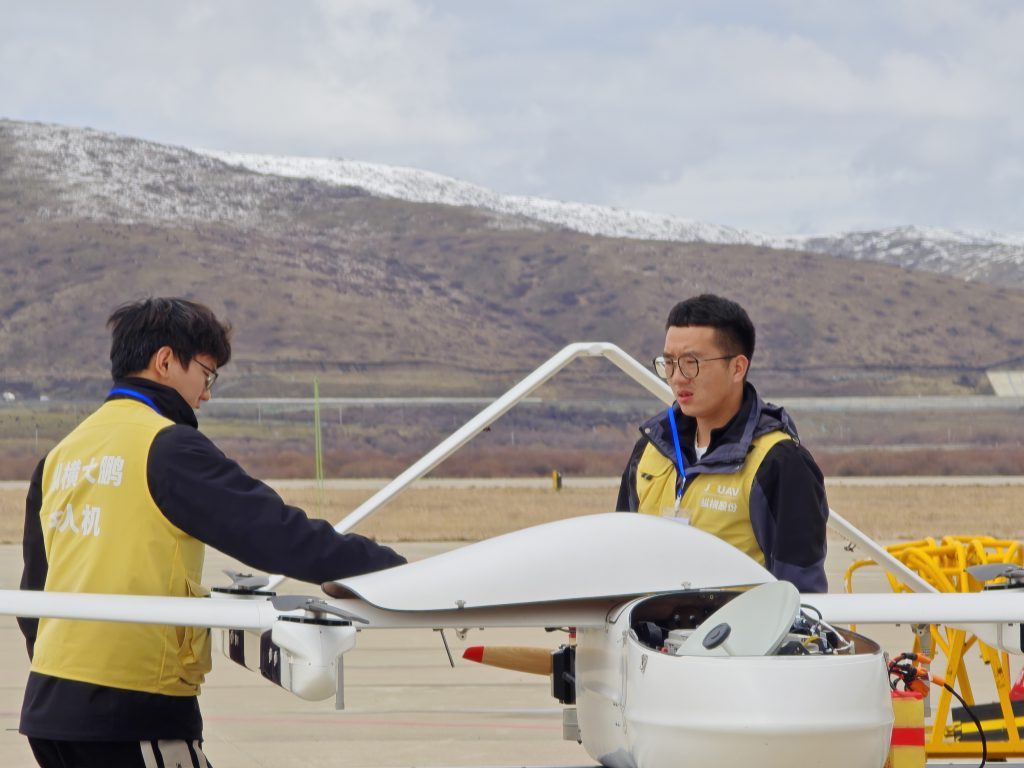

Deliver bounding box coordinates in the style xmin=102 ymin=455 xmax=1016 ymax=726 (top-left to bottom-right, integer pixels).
xmin=660 ymin=493 xmax=689 ymax=524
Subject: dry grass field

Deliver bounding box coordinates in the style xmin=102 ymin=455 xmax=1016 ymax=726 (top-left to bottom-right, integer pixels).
xmin=0 ymin=482 xmax=1020 ymax=545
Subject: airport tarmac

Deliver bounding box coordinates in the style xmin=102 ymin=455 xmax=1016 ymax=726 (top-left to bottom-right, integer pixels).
xmin=0 ymin=538 xmax=1018 ymax=767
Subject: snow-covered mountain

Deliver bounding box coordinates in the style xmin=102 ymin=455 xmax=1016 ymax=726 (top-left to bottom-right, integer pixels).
xmin=6 ymin=119 xmax=1024 ymax=286
xmin=5 ymin=118 xmax=1024 ymax=401
xmin=194 ymin=147 xmax=778 ymax=247
xmin=192 ymin=148 xmax=1024 ymax=288
xmin=780 ymin=227 xmax=1024 ymax=286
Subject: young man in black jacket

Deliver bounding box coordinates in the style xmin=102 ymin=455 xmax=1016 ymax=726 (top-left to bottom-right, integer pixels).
xmin=616 ymin=294 xmax=828 ymax=592
xmin=19 ymin=297 xmax=406 ymax=768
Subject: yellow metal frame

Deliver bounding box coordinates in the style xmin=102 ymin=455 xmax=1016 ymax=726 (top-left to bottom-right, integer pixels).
xmin=845 ymin=536 xmax=1024 ymax=759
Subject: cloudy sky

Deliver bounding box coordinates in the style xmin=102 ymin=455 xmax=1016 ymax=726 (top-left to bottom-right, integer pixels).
xmin=2 ymin=0 xmax=1022 ymax=235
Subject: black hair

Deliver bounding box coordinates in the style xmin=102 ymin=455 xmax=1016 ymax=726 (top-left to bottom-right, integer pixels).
xmin=107 ymin=297 xmax=232 ymax=379
xmin=664 ymin=294 xmax=755 ymax=360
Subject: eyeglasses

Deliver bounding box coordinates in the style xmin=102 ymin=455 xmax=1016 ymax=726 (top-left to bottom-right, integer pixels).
xmin=652 ymin=354 xmax=736 ymax=381
xmin=195 ymin=360 xmax=219 ymax=391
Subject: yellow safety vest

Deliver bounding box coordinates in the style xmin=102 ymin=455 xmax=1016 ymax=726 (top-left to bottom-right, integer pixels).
xmin=32 ymin=398 xmax=211 ymax=696
xmin=635 ymin=430 xmax=791 ymax=565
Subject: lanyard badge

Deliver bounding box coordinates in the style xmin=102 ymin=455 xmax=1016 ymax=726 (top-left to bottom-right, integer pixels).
xmin=666 ymin=406 xmax=686 ymax=512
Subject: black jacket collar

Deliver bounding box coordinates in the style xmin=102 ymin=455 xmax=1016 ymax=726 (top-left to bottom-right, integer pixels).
xmin=106 ymin=377 xmax=198 ymax=428
xmin=639 ymin=382 xmax=798 ymax=474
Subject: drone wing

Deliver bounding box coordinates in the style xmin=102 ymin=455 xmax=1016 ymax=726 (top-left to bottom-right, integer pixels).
xmin=806 ymin=591 xmax=1024 ymax=625
xmin=0 ymin=589 xmax=280 ymax=630
xmin=805 ymin=591 xmax=1024 ymax=654
xmin=325 ymin=513 xmax=773 ymax=612
xmin=0 ymin=514 xmax=777 ymax=705
xmin=0 ymin=514 xmax=774 ymax=633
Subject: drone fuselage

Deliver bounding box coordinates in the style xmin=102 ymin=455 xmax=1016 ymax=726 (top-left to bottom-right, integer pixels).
xmin=574 ymin=590 xmax=893 ymax=768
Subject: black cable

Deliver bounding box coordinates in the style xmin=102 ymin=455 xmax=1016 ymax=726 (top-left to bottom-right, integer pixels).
xmin=887 ymin=654 xmax=986 ymax=768
xmin=941 ymin=681 xmax=986 ymax=768
xmin=799 ymin=603 xmax=823 ymax=621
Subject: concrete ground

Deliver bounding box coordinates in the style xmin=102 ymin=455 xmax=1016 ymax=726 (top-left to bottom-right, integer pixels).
xmin=0 ymin=536 xmax=1018 ymax=767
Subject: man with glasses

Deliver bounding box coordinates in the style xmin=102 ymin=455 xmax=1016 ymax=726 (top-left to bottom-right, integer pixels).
xmin=616 ymin=294 xmax=828 ymax=592
xmin=18 ymin=297 xmax=406 ymax=768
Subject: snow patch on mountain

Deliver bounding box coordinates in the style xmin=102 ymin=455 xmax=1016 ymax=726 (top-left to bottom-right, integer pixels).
xmin=6 ymin=119 xmax=1024 ymax=286
xmin=194 ymin=148 xmax=777 ymax=246
xmin=197 ymin=147 xmax=1024 ymax=285
xmin=5 ymin=120 xmax=276 ymax=225
xmin=780 ymin=226 xmax=1024 ymax=282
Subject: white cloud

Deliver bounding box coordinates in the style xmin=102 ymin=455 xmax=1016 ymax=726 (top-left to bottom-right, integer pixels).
xmin=1 ymin=1 xmax=475 ymax=154
xmin=472 ymin=2 xmax=1024 ymax=233
xmin=614 ymin=152 xmax=874 ymax=236
xmin=2 ymin=0 xmax=1024 ymax=234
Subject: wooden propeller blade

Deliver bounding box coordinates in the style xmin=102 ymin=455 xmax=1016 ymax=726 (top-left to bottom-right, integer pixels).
xmin=462 ymin=645 xmax=553 ymax=676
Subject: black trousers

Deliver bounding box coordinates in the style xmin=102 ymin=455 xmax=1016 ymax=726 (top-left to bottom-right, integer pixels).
xmin=28 ymin=738 xmax=211 ymax=768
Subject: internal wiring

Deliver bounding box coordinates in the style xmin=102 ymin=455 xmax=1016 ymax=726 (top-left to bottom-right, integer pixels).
xmin=796 ymin=606 xmax=853 ymax=654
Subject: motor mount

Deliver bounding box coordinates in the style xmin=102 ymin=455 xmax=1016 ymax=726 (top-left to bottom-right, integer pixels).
xmin=260 ymin=616 xmax=357 ymax=702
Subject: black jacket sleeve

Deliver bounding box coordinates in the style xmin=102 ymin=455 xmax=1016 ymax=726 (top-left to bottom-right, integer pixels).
xmin=751 ymin=441 xmax=829 ymax=592
xmin=18 ymin=458 xmax=47 ymax=658
xmin=615 ymin=436 xmax=647 ymax=512
xmin=147 ymin=426 xmax=406 ymax=584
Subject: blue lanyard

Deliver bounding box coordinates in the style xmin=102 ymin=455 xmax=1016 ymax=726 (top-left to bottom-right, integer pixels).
xmin=108 ymin=387 xmax=162 ymax=415
xmin=666 ymin=406 xmax=686 ymax=508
